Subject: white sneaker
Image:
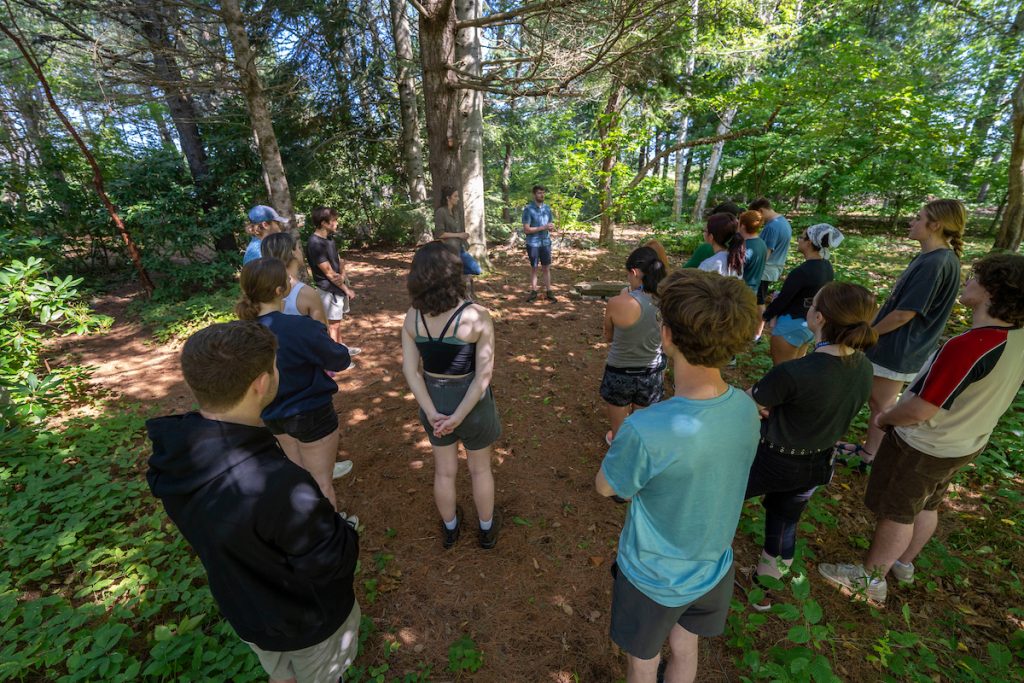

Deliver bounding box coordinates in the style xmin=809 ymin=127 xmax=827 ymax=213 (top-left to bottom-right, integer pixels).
xmin=339 ymin=512 xmax=359 ymax=529
xmin=890 ymin=561 xmax=915 ymax=583
xmin=818 ymin=562 xmax=887 ymax=603
xmin=347 ymin=346 xmax=362 ymax=356
xmin=332 ymin=460 xmax=353 ymax=479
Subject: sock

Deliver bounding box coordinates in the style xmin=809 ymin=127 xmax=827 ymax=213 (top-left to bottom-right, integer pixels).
xmin=893 ymin=559 xmax=913 ymax=569
xmin=443 ymin=515 xmax=458 ymax=531
xmin=479 ymin=517 xmax=492 ymax=531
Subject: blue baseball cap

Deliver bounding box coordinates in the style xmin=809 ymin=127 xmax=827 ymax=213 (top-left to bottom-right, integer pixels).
xmin=248 ymin=205 xmax=290 ymax=224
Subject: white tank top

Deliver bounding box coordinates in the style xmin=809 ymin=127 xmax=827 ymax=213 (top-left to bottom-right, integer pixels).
xmin=283 ymin=281 xmax=304 ymax=316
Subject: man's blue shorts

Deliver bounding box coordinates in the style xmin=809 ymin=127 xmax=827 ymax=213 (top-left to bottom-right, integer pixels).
xmin=525 ymin=243 xmax=552 ymax=268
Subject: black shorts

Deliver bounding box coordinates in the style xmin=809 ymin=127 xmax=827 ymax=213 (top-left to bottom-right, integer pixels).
xmin=610 ymin=562 xmax=735 ymax=660
xmin=264 ymin=401 xmax=339 ymax=443
xmin=599 ymin=363 xmax=666 ymax=408
xmin=756 ymin=280 xmax=772 ymax=306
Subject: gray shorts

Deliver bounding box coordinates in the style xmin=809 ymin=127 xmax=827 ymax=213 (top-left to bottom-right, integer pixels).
xmin=418 ymin=373 xmax=501 ymax=451
xmin=318 ymin=289 xmax=350 ymax=321
xmin=247 ymin=600 xmax=360 ymax=683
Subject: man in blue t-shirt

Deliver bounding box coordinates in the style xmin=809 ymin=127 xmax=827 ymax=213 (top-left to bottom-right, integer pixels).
xmin=596 ymin=270 xmax=761 ymax=683
xmin=749 ymin=198 xmax=792 ymax=339
xmin=521 ymin=185 xmax=557 ymax=302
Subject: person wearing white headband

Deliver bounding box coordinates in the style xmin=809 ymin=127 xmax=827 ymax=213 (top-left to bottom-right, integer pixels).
xmin=763 ymin=223 xmax=844 ymax=365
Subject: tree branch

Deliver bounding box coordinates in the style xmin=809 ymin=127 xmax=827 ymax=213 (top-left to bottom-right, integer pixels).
xmin=455 ymin=0 xmax=575 ymax=30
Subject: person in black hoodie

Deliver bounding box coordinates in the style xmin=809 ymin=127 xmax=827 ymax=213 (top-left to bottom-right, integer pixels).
xmin=147 ymin=321 xmax=360 ymax=683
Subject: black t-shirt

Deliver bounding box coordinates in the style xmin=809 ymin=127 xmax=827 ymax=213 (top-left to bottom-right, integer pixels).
xmin=751 ymin=351 xmax=873 ymax=451
xmin=306 ymin=233 xmax=344 ymax=296
xmin=866 ymin=248 xmax=961 ymax=374
xmin=763 ymin=259 xmax=834 ymax=321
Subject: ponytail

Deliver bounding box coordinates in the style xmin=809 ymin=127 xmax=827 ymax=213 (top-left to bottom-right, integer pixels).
xmin=706 ymin=212 xmax=744 ymax=276
xmin=626 ymin=246 xmax=667 ymax=294
xmin=814 ymin=282 xmax=878 ymax=352
xmin=726 ymin=232 xmax=746 ymax=277
xmin=236 ymin=258 xmax=288 ymax=321
xmin=923 ymin=199 xmax=966 ymax=260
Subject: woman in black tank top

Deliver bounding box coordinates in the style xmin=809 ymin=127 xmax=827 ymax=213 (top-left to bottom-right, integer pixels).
xmin=401 ymin=242 xmax=503 ymax=549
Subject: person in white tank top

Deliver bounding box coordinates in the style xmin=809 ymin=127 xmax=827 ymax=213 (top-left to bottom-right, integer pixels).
xmin=260 ymin=233 xmax=328 ymax=323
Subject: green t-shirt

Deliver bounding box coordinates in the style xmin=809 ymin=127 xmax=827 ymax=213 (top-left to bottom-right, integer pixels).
xmin=683 ymin=242 xmax=714 ymax=268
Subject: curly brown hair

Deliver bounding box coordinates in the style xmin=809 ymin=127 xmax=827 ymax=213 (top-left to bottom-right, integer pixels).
xmin=658 ymin=270 xmax=759 ymax=368
xmin=408 ymin=241 xmax=466 ymax=315
xmin=181 ymin=321 xmax=277 ymax=411
xmin=972 ymin=253 xmax=1024 ymax=326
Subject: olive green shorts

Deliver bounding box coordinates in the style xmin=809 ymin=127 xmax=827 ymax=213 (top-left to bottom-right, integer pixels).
xmin=418 ymin=373 xmax=501 ymax=451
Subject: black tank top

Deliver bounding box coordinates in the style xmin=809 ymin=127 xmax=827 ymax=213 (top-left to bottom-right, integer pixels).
xmin=414 ymin=302 xmax=476 ymax=375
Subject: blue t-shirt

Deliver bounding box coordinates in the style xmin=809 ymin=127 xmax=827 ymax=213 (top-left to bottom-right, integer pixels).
xmin=521 ymin=202 xmax=553 ymax=247
xmin=243 ymin=237 xmax=263 ymax=264
xmin=760 ymin=216 xmax=793 ymax=281
xmin=600 ymin=389 xmax=759 ymax=607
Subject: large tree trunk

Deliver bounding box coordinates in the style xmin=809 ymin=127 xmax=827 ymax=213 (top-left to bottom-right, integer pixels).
xmin=501 ymin=137 xmax=514 ymax=222
xmin=220 ymin=0 xmax=294 ymax=228
xmin=455 ymin=0 xmax=488 ymax=266
xmin=994 ymin=72 xmax=1024 ymax=252
xmin=389 ymin=0 xmax=427 ymax=204
xmin=599 ymin=83 xmax=626 ymax=245
xmin=418 ymin=2 xmax=461 ymax=212
xmin=690 ymin=107 xmax=737 ymax=221
xmin=672 ymin=0 xmax=699 ymax=221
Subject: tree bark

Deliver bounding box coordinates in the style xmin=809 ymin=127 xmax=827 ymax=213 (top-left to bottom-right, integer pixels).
xmin=501 ymin=137 xmax=514 ymax=222
xmin=598 ymin=83 xmax=626 ymax=245
xmin=672 ymin=0 xmax=699 ymax=221
xmin=390 ymin=0 xmax=428 ymax=204
xmin=418 ymin=2 xmax=462 ymax=213
xmin=0 ymin=19 xmax=154 ymax=293
xmin=455 ymin=0 xmax=488 ymax=266
xmin=220 ymin=0 xmax=295 ymax=228
xmin=994 ymin=72 xmax=1024 ymax=252
xmin=976 ymin=146 xmax=1004 ymax=203
xmin=690 ymin=107 xmax=737 ymax=221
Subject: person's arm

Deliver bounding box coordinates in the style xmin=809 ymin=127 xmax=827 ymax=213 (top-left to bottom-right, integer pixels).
xmin=310 ymin=323 xmax=352 ymax=371
xmin=438 ymin=231 xmax=470 ymax=241
xmin=595 ymin=422 xmax=649 ymax=499
xmin=317 ymin=259 xmax=356 ymax=300
xmin=595 ymin=468 xmax=616 ymax=497
xmin=872 ymin=310 xmax=916 ymax=336
xmin=748 ymin=364 xmax=794 ymax=412
xmin=763 ymin=264 xmax=805 ymax=321
xmin=875 ymin=395 xmax=939 ymax=429
xmin=297 ymin=285 xmax=327 ymax=324
xmin=433 ymin=308 xmax=495 ymax=437
xmin=401 ymin=312 xmax=442 ymax=425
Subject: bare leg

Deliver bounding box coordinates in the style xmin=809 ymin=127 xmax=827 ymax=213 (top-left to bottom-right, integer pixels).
xmin=433 ymin=443 xmax=460 ymax=523
xmin=605 ymin=403 xmax=631 ymax=441
xmin=898 ymin=509 xmax=939 ymax=565
xmin=465 ymin=446 xmax=495 ymax=523
xmin=755 ymin=304 xmax=767 ymax=339
xmin=530 ymin=265 xmax=539 ymax=291
xmin=864 ymin=377 xmax=904 ymax=458
xmin=295 ymin=428 xmax=341 ymax=510
xmin=326 ymin=319 xmax=343 ymax=345
xmin=864 ymin=517 xmax=915 ymax=578
xmin=275 ymin=433 xmax=302 ymax=467
xmin=665 ymin=625 xmax=699 ymax=683
xmin=769 ymin=335 xmax=801 ymax=365
xmin=626 ymin=653 xmax=661 ymax=683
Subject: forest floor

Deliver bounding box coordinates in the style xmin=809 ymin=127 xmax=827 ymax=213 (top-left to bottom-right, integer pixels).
xmin=51 ymin=229 xmax=1024 ymax=682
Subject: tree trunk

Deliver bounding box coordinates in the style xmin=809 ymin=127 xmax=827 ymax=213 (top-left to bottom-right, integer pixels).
xmin=418 ymin=2 xmax=461 ymax=213
xmin=501 ymin=138 xmax=514 ymax=222
xmin=672 ymin=0 xmax=699 ymax=221
xmin=389 ymin=0 xmax=427 ymax=204
xmin=599 ymin=83 xmax=626 ymax=245
xmin=652 ymin=130 xmax=661 ymax=177
xmin=455 ymin=0 xmax=488 ymax=266
xmin=976 ymin=146 xmax=1004 ymax=203
xmin=690 ymin=107 xmax=737 ymax=222
xmin=994 ymin=72 xmax=1024 ymax=252
xmin=220 ymin=0 xmax=295 ymax=228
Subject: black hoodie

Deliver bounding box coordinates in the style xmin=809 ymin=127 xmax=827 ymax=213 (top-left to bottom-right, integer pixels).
xmin=146 ymin=412 xmax=358 ymax=652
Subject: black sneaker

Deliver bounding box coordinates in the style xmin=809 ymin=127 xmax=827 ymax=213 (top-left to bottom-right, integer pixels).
xmin=441 ymin=504 xmax=463 ymax=549
xmin=526 ymin=290 xmax=539 ymax=302
xmin=479 ymin=509 xmax=502 ymax=549
xmin=545 ymin=290 xmax=557 ymax=302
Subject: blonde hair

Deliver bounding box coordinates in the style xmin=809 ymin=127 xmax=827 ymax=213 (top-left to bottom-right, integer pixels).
xmin=923 ymin=199 xmax=965 ymax=259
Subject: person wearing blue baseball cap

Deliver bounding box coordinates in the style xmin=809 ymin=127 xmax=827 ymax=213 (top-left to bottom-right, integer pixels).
xmin=243 ymin=205 xmax=290 ymax=265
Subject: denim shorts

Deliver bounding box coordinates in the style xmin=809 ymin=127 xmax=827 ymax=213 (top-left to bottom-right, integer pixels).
xmin=772 ymin=314 xmax=814 ymax=347
xmin=460 ymin=250 xmax=483 ymax=276
xmin=264 ymin=401 xmax=339 ymax=443
xmin=525 ymin=243 xmax=552 ymax=267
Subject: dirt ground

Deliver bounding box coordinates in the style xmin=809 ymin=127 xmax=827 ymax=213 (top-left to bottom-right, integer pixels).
xmin=52 ymin=237 xmax=1017 ymax=682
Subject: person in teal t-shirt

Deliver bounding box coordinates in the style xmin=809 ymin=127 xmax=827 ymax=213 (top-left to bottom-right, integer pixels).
xmin=596 ymin=269 xmax=761 ymax=683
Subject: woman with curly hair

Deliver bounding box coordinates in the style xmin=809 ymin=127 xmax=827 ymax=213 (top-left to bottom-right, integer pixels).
xmin=401 ymin=242 xmax=502 ymax=550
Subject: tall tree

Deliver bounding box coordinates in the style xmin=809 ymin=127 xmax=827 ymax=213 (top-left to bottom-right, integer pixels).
xmin=219 ymin=0 xmax=294 ymax=226
xmin=455 ymin=0 xmax=487 ymax=265
xmin=995 ymin=70 xmax=1024 ymax=251
xmin=672 ymin=0 xmax=698 ymax=221
xmin=690 ymin=105 xmax=737 ymax=221
xmin=416 ymin=0 xmax=461 ymax=211
xmin=389 ymin=0 xmax=427 ymax=205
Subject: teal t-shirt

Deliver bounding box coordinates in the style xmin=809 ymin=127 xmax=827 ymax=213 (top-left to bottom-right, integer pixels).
xmin=742 ymin=237 xmax=768 ymax=292
xmin=600 ymin=389 xmax=759 ymax=607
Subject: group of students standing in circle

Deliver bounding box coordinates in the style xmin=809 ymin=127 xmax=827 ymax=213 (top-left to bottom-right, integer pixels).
xmin=146 ymin=193 xmax=1024 ymax=683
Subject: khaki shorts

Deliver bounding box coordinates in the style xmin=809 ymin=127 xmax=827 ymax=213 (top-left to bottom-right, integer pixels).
xmin=318 ymin=289 xmax=351 ymax=321
xmin=247 ymin=601 xmax=361 ymax=683
xmin=864 ymin=431 xmax=981 ymax=524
